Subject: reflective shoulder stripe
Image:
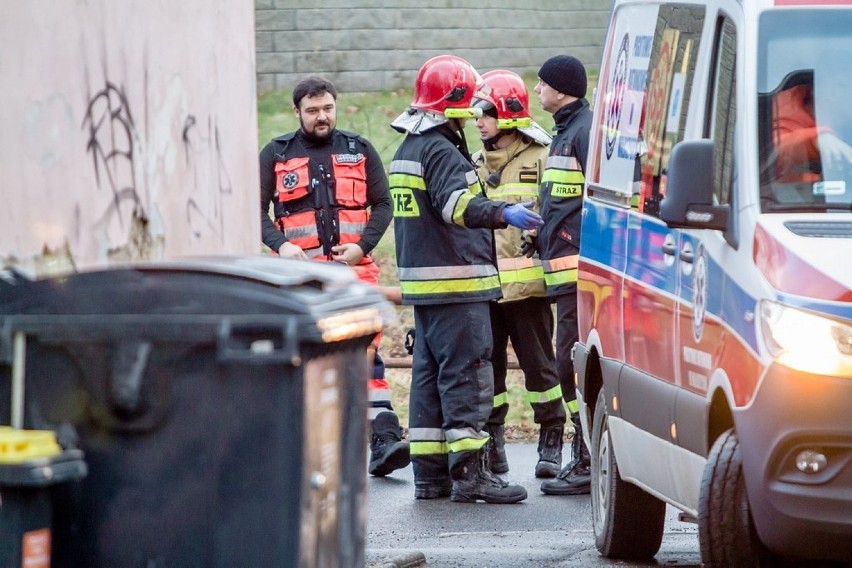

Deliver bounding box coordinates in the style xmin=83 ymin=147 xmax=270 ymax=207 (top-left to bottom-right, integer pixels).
xmin=545 ymin=155 xmax=580 ymax=170
xmin=388 ymin=172 xmax=426 ymax=191
xmin=390 ymin=159 xmax=423 ymax=176
xmin=389 ymin=159 xmax=426 ymax=191
xmin=542 ymin=168 xmax=585 ymax=184
xmin=465 ymin=169 xmax=479 ymax=186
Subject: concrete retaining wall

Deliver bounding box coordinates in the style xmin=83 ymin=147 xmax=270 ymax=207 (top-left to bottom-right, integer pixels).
xmin=256 ymin=1 xmax=613 ymax=93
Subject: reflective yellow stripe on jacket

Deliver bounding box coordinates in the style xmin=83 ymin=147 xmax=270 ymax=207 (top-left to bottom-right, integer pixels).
xmin=542 ymin=155 xmax=584 ymax=199
xmin=398 ymin=264 xmax=500 ymax=297
xmin=542 ymin=254 xmax=579 ymax=287
xmin=497 ymin=257 xmax=545 ymax=285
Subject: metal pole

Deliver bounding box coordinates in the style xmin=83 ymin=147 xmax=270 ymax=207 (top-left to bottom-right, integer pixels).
xmin=11 ymin=331 xmax=25 ymax=429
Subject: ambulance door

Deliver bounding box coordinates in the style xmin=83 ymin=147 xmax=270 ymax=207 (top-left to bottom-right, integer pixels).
xmin=621 ymin=3 xmax=707 ymax=390
xmin=674 ymin=12 xmax=738 ymax=457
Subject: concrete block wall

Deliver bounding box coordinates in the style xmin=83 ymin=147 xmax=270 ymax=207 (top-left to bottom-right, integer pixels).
xmin=256 ymin=0 xmax=614 ymax=94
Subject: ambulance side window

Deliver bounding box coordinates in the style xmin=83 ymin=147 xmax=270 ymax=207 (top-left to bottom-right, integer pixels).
xmin=636 ymin=4 xmax=705 ymax=218
xmin=709 ymin=16 xmax=737 ymax=206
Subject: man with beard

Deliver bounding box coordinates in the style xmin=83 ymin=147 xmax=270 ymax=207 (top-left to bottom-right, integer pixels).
xmin=259 ymin=76 xmax=409 ymax=478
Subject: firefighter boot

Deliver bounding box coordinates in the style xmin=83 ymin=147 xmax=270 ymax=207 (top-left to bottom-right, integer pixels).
xmin=450 ymin=449 xmax=527 ymax=504
xmin=534 ymin=426 xmax=563 ymax=479
xmin=540 ymin=414 xmax=591 ymax=495
xmin=414 ymin=478 xmax=453 ymax=500
xmin=485 ymin=423 xmax=509 ymax=474
xmin=368 ymin=411 xmax=410 ymax=476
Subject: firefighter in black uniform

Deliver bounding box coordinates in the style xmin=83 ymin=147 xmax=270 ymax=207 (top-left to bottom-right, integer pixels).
xmin=532 ymin=55 xmax=594 ymax=496
xmin=389 ymin=55 xmax=543 ymax=503
xmin=259 ymin=76 xmax=409 ymax=478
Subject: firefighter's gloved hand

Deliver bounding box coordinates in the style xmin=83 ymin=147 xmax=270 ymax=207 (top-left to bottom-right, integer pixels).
xmin=520 ymin=230 xmax=538 ymax=258
xmin=404 ymin=328 xmax=416 ymax=355
xmin=503 ymin=201 xmax=544 ymax=230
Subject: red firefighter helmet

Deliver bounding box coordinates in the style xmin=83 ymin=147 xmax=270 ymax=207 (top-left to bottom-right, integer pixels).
xmin=472 ymin=69 xmax=532 ymax=129
xmin=411 ymin=55 xmax=482 ymax=116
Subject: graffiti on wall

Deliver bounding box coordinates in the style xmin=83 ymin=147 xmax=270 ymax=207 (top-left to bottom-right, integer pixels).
xmin=80 ymin=78 xmax=234 ymax=261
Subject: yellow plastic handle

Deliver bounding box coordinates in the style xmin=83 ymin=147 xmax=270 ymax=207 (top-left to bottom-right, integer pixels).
xmin=0 ymin=427 xmax=62 ymax=463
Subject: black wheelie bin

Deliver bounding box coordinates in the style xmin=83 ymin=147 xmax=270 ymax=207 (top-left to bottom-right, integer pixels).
xmin=0 ymin=255 xmax=395 ymax=568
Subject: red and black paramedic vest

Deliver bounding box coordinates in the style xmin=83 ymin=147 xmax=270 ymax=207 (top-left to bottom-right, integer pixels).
xmin=273 ymin=130 xmax=372 ymax=262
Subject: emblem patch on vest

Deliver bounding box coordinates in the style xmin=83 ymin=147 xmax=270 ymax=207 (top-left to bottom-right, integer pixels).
xmin=334 ymin=153 xmax=364 ymax=164
xmin=519 ymin=170 xmax=538 ymax=183
xmin=282 ymin=172 xmax=299 ymax=190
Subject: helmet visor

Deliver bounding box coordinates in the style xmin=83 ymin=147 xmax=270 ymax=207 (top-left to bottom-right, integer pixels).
xmin=471 ymin=97 xmax=498 ymax=119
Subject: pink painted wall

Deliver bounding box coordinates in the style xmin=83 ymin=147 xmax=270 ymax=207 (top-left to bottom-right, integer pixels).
xmin=0 ymin=0 xmax=260 ymax=276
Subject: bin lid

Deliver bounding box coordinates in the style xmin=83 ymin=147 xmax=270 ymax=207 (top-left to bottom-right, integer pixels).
xmin=0 ymin=255 xmax=397 ymax=351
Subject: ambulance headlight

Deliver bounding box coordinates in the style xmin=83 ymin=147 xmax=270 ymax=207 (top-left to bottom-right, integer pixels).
xmin=760 ymin=300 xmax=852 ymax=377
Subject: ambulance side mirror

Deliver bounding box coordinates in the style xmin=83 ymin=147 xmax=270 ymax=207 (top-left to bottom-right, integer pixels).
xmin=660 ymin=139 xmax=729 ymax=231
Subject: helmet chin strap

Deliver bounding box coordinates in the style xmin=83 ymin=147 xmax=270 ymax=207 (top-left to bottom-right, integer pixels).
xmin=449 ymin=118 xmax=474 ymax=162
xmin=482 ymin=130 xmax=511 ymax=151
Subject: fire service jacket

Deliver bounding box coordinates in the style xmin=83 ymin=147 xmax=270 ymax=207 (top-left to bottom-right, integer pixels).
xmin=473 ymin=135 xmax=549 ymax=302
xmin=388 ymin=124 xmax=509 ymax=305
xmin=538 ymin=98 xmax=593 ymax=297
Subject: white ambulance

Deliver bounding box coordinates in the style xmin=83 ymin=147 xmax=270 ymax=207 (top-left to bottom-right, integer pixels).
xmin=574 ymin=0 xmax=852 ymax=565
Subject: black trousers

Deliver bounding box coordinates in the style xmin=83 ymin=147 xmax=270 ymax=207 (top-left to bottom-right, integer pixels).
xmin=488 ymin=297 xmax=566 ymax=429
xmin=409 ymin=302 xmax=494 ymax=482
xmin=555 ymin=292 xmax=579 ymax=412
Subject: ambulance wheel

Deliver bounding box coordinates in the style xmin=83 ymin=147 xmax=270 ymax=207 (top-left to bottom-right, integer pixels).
xmin=591 ymin=389 xmax=666 ymax=560
xmin=698 ymin=428 xmax=774 ymax=567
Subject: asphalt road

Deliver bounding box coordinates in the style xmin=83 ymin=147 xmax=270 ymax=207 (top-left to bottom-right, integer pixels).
xmin=366 ymin=442 xmax=701 ymax=568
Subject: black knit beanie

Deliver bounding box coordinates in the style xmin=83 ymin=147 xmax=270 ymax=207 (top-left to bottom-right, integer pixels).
xmin=538 ymin=55 xmax=587 ymax=98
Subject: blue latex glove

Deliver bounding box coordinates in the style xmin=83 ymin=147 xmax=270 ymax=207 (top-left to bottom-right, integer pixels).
xmin=503 ymin=200 xmax=544 ymax=230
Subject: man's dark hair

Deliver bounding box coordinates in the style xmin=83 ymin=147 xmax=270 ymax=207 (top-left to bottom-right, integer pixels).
xmin=292 ymin=76 xmax=338 ymax=108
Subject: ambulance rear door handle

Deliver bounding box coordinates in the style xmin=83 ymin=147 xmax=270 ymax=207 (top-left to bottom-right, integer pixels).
xmin=662 ymin=234 xmax=677 ymax=257
xmin=680 ymin=241 xmax=694 ymax=264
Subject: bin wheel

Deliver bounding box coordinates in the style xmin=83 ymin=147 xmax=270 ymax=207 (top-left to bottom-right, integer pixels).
xmin=591 ymin=389 xmax=666 ymax=560
xmin=698 ymin=428 xmax=775 ymax=567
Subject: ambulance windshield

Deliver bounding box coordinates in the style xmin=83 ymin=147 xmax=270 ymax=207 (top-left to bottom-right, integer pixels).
xmin=757 ymin=10 xmax=852 ymax=212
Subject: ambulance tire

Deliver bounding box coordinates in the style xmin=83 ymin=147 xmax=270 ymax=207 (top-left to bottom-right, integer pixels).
xmin=698 ymin=428 xmax=774 ymax=567
xmin=591 ymin=389 xmax=666 ymax=560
